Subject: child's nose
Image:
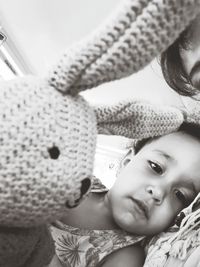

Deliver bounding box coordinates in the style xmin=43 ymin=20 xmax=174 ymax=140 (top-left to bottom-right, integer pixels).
xmin=146 ymin=185 xmax=164 ymax=204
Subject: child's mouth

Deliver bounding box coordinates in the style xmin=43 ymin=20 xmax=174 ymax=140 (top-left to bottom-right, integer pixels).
xmin=131 ymin=198 xmax=149 ymax=219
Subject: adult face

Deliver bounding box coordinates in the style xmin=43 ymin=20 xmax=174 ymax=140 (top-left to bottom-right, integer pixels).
xmin=108 ymin=132 xmax=200 ymax=236
xmin=180 ymin=14 xmax=200 ymax=89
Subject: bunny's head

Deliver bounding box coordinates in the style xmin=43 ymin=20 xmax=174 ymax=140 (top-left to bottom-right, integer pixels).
xmin=0 ymin=75 xmax=96 ymax=227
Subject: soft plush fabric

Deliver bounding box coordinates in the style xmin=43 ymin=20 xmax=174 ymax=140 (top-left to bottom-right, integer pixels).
xmin=0 ymin=77 xmax=96 ymax=227
xmin=95 ymin=100 xmax=185 ymax=139
xmin=0 ymin=78 xmax=97 ymax=267
xmin=1 ymin=0 xmax=200 ymax=266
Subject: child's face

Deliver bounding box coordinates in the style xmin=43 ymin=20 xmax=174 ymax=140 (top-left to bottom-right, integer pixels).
xmin=108 ymin=131 xmax=200 ymax=235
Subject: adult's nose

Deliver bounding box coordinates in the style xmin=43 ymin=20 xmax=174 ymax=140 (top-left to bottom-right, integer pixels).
xmin=146 ymin=185 xmax=165 ymax=204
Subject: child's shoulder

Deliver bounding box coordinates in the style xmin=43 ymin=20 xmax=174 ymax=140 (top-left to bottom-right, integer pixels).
xmin=100 ymin=244 xmax=145 ymax=267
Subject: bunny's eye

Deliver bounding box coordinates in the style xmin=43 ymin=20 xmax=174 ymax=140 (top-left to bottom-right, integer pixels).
xmin=48 ymin=146 xmax=60 ymax=159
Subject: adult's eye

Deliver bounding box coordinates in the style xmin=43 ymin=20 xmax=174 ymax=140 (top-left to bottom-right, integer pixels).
xmin=148 ymin=160 xmax=163 ymax=175
xmin=174 ymin=189 xmax=190 ymax=207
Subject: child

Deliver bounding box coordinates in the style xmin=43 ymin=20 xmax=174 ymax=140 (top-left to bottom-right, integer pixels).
xmin=50 ymin=122 xmax=200 ymax=267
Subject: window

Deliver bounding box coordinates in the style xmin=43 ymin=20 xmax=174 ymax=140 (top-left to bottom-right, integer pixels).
xmin=0 ymin=29 xmax=32 ymax=80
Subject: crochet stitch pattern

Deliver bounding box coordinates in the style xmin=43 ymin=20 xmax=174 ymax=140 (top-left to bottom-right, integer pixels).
xmin=94 ymin=100 xmax=184 ymax=139
xmin=49 ymin=0 xmax=200 ymax=94
xmin=0 ymin=77 xmax=97 ymax=267
xmin=0 ymin=77 xmax=96 ymax=227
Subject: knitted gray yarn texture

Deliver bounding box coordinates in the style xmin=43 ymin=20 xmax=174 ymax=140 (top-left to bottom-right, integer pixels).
xmin=49 ymin=0 xmax=200 ymax=94
xmin=94 ymin=100 xmax=185 ymax=139
xmin=0 ymin=76 xmax=96 ymax=227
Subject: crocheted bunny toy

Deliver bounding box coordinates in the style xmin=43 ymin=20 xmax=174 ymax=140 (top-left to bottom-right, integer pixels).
xmin=1 ymin=0 xmax=200 ymax=266
xmin=0 ymin=77 xmax=97 ymax=267
xmin=0 ymin=76 xmax=96 ymax=228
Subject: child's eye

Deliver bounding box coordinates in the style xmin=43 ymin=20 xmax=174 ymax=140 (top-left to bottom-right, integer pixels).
xmin=148 ymin=160 xmax=163 ymax=175
xmin=174 ymin=189 xmax=190 ymax=207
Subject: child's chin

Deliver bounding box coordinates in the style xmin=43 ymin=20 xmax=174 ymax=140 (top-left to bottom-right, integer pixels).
xmin=114 ymin=212 xmax=145 ymax=234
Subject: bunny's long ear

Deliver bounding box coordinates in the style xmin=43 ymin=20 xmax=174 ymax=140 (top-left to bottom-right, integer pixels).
xmin=94 ymin=99 xmax=184 ymax=139
xmin=48 ymin=0 xmax=200 ymax=95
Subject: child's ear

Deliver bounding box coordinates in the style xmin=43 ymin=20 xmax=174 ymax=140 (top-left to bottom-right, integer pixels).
xmin=120 ymin=148 xmax=134 ymax=168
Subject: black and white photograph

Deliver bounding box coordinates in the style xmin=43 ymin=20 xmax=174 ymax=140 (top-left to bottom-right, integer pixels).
xmin=0 ymin=1 xmax=200 ymax=266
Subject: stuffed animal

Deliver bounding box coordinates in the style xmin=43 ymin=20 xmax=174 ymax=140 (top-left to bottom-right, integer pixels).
xmin=0 ymin=0 xmax=200 ymax=266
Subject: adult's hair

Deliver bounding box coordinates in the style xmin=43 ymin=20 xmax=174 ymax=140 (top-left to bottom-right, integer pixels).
xmin=134 ymin=123 xmax=200 ymax=154
xmin=160 ymin=23 xmax=199 ymax=97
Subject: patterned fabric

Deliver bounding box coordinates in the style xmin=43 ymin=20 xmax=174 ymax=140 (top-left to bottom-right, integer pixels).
xmin=143 ymin=194 xmax=200 ymax=267
xmin=51 ymin=178 xmax=145 ymax=267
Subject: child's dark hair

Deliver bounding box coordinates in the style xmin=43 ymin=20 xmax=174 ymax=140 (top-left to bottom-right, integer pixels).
xmin=160 ymin=23 xmax=199 ymax=97
xmin=134 ymin=123 xmax=200 ymax=154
